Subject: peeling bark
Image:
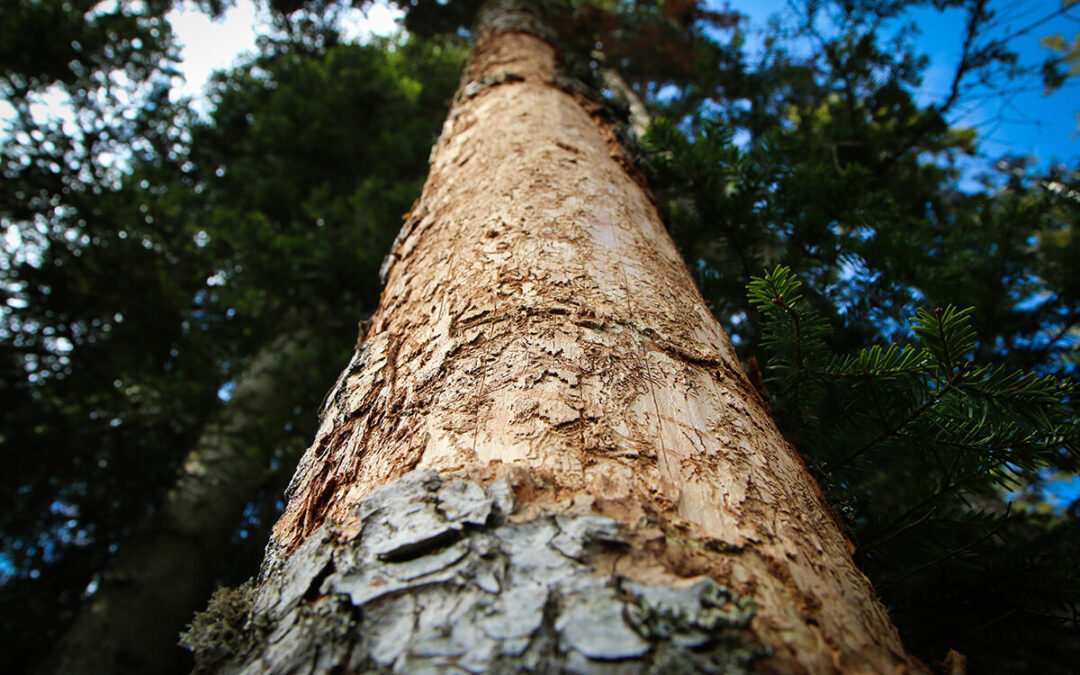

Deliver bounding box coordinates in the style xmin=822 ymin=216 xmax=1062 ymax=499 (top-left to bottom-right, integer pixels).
xmin=184 ymin=469 xmax=768 ymax=674
xmin=188 ymin=2 xmax=920 ymax=672
xmin=41 ymin=332 xmax=309 ymax=675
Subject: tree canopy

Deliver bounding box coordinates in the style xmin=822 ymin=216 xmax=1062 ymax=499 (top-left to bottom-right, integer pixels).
xmin=2 ymin=0 xmax=1076 ymax=672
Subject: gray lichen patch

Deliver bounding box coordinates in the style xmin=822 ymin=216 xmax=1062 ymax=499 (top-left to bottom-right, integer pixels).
xmin=461 ymin=72 xmax=526 ymax=100
xmin=179 ymin=581 xmax=266 ymax=671
xmin=185 ymin=470 xmax=769 ymax=674
xmin=557 ymin=586 xmax=652 ymax=660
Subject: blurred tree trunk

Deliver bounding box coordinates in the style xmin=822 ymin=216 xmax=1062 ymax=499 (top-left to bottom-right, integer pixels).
xmin=183 ymin=1 xmax=920 ymax=672
xmin=40 ymin=330 xmax=310 ymax=675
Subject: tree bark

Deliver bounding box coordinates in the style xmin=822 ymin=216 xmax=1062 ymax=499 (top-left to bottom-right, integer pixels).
xmin=41 ymin=331 xmax=310 ymax=675
xmin=185 ymin=2 xmax=919 ymax=672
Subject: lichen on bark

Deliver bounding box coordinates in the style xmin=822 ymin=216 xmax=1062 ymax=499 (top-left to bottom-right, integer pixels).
xmin=183 ymin=469 xmax=768 ymax=674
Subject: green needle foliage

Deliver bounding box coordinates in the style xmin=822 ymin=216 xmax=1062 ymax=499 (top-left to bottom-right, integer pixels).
xmin=749 ymin=266 xmax=1080 ymax=671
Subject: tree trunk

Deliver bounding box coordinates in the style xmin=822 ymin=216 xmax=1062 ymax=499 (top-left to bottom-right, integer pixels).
xmin=41 ymin=331 xmax=311 ymax=675
xmin=184 ymin=2 xmax=919 ymax=672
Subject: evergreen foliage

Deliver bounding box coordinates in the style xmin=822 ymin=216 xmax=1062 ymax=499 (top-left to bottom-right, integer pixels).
xmin=645 ymin=113 xmax=1080 ymax=379
xmin=746 ymin=266 xmax=1079 ymax=671
xmin=1 ymin=2 xmax=220 ymax=664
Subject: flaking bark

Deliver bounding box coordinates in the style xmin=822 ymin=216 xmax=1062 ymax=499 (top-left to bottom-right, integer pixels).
xmin=184 ymin=469 xmax=769 ymax=673
xmin=188 ymin=1 xmax=921 ymax=672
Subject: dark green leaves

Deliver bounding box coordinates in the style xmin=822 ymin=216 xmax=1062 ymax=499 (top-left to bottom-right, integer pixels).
xmin=748 ymin=265 xmax=829 ymax=372
xmin=749 ymin=266 xmax=1079 ymax=671
xmin=0 ymin=12 xmax=466 ymax=669
xmin=750 ymin=265 xmax=1076 ymax=469
xmin=911 ymin=306 xmax=977 ymax=371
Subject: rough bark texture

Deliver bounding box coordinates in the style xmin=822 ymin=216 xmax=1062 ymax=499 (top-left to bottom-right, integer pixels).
xmin=187 ymin=2 xmax=918 ymax=672
xmin=40 ymin=332 xmax=307 ymax=675
xmin=184 ymin=469 xmax=769 ymax=673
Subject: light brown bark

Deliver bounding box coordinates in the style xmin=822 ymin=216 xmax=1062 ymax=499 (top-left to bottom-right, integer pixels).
xmin=259 ymin=5 xmax=916 ymax=673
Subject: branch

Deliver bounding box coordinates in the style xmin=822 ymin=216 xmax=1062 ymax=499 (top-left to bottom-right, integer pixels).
xmin=875 ymin=505 xmax=1011 ymax=594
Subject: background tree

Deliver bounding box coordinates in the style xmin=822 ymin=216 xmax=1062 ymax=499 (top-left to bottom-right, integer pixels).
xmin=1 ymin=1 xmax=223 ymax=665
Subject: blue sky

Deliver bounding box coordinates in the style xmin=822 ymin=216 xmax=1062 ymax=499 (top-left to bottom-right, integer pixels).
xmin=725 ymin=0 xmax=1080 ymax=168
xmin=903 ymin=1 xmax=1079 ymax=164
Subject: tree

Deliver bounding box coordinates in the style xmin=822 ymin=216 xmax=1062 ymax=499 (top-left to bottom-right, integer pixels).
xmin=40 ymin=329 xmax=313 ymax=675
xmin=182 ymin=1 xmax=921 ymax=671
xmin=0 ymin=3 xmax=237 ymax=666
